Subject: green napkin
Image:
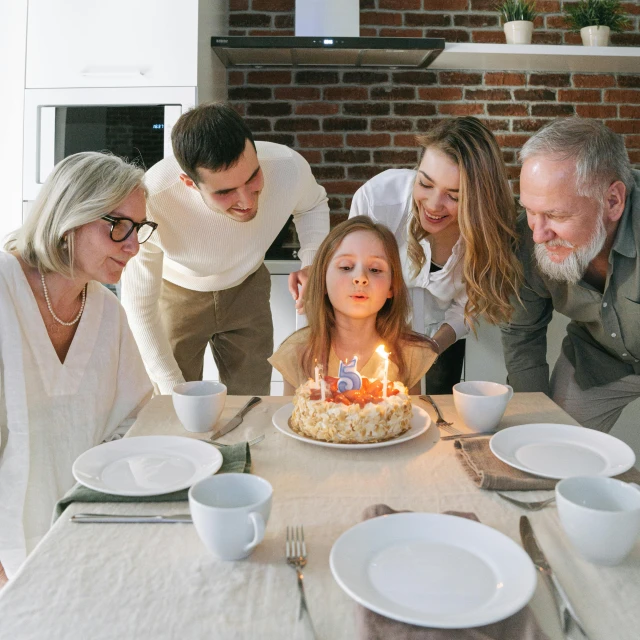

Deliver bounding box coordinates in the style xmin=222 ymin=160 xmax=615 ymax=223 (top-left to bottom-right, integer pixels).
xmin=53 ymin=442 xmax=251 ymax=522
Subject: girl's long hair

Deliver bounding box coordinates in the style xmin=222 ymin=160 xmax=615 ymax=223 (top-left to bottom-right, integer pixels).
xmin=302 ymin=216 xmax=434 ymax=379
xmin=407 ymin=117 xmax=522 ymax=326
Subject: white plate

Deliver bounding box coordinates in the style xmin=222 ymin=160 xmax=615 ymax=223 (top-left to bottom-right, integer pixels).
xmin=490 ymin=423 xmax=636 ymax=479
xmin=272 ymin=404 xmax=431 ymax=449
xmin=330 ymin=513 xmax=536 ymax=628
xmin=72 ymin=436 xmax=223 ymax=496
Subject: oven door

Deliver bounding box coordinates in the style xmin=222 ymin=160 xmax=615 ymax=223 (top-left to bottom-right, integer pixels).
xmin=23 ymin=86 xmax=196 ymax=202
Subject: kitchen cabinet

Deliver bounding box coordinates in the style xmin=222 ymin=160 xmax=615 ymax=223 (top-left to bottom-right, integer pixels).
xmin=25 ymin=0 xmax=224 ymax=89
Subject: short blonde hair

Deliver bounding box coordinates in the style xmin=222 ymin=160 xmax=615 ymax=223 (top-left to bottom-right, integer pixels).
xmin=5 ymin=152 xmax=146 ymax=277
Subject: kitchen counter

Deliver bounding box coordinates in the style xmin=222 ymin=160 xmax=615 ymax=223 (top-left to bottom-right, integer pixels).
xmin=265 ymin=259 xmax=301 ymax=275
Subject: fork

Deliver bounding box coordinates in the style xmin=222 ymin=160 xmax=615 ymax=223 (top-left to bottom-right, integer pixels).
xmin=286 ymin=525 xmax=317 ymax=639
xmin=419 ymin=395 xmax=461 ymax=435
xmin=209 ymin=434 xmax=265 ymax=448
xmin=497 ymin=492 xmax=556 ymax=511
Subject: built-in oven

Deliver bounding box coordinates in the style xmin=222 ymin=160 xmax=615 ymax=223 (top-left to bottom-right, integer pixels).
xmin=23 ymin=86 xmax=197 ymax=204
xmin=265 ymin=215 xmax=301 ymax=261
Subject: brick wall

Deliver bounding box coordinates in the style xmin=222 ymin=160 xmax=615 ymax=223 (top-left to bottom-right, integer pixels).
xmin=228 ymin=1 xmax=640 ymax=217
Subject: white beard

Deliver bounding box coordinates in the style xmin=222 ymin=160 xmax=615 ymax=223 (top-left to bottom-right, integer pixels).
xmin=534 ymin=213 xmax=607 ymax=284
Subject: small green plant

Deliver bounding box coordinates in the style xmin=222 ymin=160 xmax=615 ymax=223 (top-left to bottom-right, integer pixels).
xmin=564 ymin=0 xmax=631 ymax=32
xmin=495 ymin=0 xmax=538 ymax=23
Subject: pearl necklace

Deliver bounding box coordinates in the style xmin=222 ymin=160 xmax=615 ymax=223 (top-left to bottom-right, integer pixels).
xmin=40 ymin=273 xmax=87 ymax=326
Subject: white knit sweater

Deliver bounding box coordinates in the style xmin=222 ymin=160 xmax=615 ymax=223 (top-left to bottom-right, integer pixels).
xmin=121 ymin=141 xmax=329 ymax=394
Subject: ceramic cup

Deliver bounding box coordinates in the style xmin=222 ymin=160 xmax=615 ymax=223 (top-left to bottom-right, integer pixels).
xmin=556 ymin=477 xmax=640 ymax=566
xmin=452 ymin=381 xmax=514 ymax=432
xmin=189 ymin=473 xmax=273 ymax=560
xmin=172 ymin=380 xmax=227 ymax=433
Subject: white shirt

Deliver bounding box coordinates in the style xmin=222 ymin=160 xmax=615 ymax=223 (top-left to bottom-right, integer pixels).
xmin=121 ymin=141 xmax=329 ymax=394
xmin=349 ymin=169 xmax=468 ymax=340
xmin=0 ymin=252 xmax=153 ymax=577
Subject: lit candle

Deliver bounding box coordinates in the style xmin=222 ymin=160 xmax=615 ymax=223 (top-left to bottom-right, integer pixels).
xmin=376 ymin=345 xmax=390 ymax=399
xmin=337 ymin=356 xmax=362 ymax=393
xmin=314 ymin=362 xmax=323 ymax=385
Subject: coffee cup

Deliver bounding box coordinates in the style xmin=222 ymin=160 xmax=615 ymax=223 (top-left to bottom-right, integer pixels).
xmin=556 ymin=477 xmax=640 ymax=566
xmin=452 ymin=381 xmax=513 ymax=432
xmin=188 ymin=473 xmax=273 ymax=560
xmin=172 ymin=380 xmax=226 ymax=433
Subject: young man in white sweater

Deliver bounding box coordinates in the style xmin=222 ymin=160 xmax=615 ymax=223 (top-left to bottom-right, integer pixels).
xmin=121 ymin=103 xmax=329 ymax=395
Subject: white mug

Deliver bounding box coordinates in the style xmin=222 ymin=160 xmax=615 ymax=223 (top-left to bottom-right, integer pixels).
xmin=188 ymin=473 xmax=273 ymax=561
xmin=556 ymin=477 xmax=640 ymax=566
xmin=452 ymin=381 xmax=514 ymax=432
xmin=172 ymin=380 xmax=227 ymax=433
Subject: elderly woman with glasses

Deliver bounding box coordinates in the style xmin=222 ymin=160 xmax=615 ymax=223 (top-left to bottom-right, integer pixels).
xmin=0 ymin=152 xmax=155 ymax=581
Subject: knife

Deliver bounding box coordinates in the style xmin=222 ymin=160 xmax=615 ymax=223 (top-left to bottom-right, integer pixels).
xmin=520 ymin=516 xmax=591 ymax=640
xmin=71 ymin=513 xmax=192 ymax=524
xmin=440 ymin=431 xmax=498 ymax=441
xmin=210 ymin=396 xmax=262 ymax=441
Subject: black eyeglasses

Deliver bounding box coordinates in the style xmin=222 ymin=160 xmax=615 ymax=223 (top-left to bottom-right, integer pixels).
xmin=102 ymin=215 xmax=158 ymax=244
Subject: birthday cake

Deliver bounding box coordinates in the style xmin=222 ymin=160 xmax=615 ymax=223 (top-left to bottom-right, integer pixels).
xmin=290 ymin=376 xmax=413 ymax=444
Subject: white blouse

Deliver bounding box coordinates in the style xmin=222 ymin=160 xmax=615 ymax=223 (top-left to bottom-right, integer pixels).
xmin=0 ymin=252 xmax=152 ymax=577
xmin=349 ymin=168 xmax=468 ymax=340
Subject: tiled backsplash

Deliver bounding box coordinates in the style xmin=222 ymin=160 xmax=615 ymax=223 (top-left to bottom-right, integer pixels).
xmin=228 ymin=1 xmax=640 ymax=218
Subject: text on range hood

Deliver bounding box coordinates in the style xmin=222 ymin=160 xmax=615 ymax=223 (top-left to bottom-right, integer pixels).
xmin=211 ymin=36 xmax=445 ymax=69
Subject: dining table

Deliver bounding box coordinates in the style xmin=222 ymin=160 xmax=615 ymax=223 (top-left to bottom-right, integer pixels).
xmin=0 ymin=392 xmax=638 ymax=640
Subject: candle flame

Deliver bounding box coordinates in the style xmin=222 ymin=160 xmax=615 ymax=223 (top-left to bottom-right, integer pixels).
xmin=375 ymin=344 xmax=390 ymax=359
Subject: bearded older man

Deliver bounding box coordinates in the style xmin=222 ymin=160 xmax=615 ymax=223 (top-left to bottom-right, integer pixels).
xmin=501 ymin=117 xmax=640 ymax=432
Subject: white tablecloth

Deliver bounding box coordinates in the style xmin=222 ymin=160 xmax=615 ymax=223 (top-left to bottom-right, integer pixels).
xmin=1 ymin=394 xmax=639 ymax=640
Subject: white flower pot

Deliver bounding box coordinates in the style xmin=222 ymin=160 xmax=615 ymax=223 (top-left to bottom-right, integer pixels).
xmin=503 ymin=20 xmax=534 ymax=45
xmin=580 ymin=25 xmax=611 ymax=46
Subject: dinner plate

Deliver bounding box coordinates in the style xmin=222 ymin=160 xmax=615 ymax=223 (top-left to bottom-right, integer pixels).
xmin=490 ymin=423 xmax=636 ymax=479
xmin=72 ymin=436 xmax=223 ymax=496
xmin=330 ymin=512 xmax=536 ymax=628
xmin=272 ymin=404 xmax=432 ymax=449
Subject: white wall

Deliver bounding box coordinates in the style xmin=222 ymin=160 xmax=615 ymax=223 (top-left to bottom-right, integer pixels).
xmin=465 ymin=315 xmax=640 ymax=463
xmin=0 ymin=0 xmax=28 ymax=243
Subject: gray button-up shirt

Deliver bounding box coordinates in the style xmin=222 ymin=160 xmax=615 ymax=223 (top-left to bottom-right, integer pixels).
xmin=501 ymin=170 xmax=640 ymax=394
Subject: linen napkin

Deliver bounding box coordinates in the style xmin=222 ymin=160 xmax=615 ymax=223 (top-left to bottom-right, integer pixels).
xmin=454 ymin=437 xmax=640 ymax=491
xmin=53 ymin=441 xmax=251 ymax=522
xmin=355 ymin=504 xmax=550 ymax=640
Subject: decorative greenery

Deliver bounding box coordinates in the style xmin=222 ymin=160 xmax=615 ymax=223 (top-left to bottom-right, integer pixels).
xmin=495 ymin=0 xmax=538 ymax=23
xmin=564 ymin=0 xmax=631 ymax=32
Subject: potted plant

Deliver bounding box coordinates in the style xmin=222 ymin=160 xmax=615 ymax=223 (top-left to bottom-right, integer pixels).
xmin=564 ymin=0 xmax=631 ymax=47
xmin=496 ymin=0 xmax=538 ymax=45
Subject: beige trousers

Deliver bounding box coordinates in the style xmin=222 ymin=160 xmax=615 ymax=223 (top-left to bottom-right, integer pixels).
xmin=159 ymin=264 xmax=273 ymax=395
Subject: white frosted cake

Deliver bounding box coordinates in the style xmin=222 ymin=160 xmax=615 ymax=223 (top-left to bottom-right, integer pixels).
xmin=290 ymin=376 xmax=413 ymax=444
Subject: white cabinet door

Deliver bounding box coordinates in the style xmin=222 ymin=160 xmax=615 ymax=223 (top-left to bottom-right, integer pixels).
xmin=26 ymin=0 xmax=198 ymax=88
xmin=464 ymin=313 xmax=571 ymax=384
xmin=270 ymin=275 xmax=298 ymax=384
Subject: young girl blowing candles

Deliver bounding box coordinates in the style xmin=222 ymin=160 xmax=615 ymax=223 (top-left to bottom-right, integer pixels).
xmin=269 ymin=216 xmax=437 ymax=397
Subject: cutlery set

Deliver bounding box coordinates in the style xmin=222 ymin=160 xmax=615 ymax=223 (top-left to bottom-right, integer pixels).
xmin=286 ymin=525 xmax=317 ymax=639
xmin=209 ymin=396 xmax=262 ymax=441
xmin=521 ymin=516 xmax=592 ymax=640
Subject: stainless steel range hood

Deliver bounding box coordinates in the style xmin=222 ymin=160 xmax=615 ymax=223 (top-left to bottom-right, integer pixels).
xmin=211 ymin=0 xmax=443 ymax=69
xmin=211 ymin=36 xmax=445 ymax=69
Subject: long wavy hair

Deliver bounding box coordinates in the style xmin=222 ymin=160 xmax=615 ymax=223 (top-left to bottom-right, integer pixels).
xmin=407 ymin=117 xmax=522 ymax=325
xmin=302 ymin=216 xmax=435 ymax=380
